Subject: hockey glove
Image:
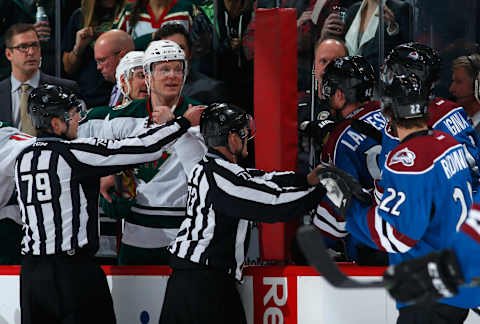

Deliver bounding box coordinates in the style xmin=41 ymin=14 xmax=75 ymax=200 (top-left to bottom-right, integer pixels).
xmin=316 ymin=167 xmax=372 ymax=220
xmin=383 ymin=249 xmax=464 ymax=304
xmin=299 ymin=114 xmax=337 ymax=149
xmin=99 ymin=191 xmax=136 ymax=220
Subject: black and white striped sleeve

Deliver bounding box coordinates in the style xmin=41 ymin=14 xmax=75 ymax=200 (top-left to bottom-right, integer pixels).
xmin=68 ymin=116 xmax=190 ymax=176
xmin=209 ymin=160 xmax=326 ymax=223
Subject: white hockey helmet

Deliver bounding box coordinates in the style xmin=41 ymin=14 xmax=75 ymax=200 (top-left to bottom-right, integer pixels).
xmin=115 ymin=51 xmax=145 ymax=99
xmin=143 ymin=40 xmax=186 ymax=76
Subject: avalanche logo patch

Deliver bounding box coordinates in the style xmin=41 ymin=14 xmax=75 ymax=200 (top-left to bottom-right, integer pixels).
xmin=389 ymin=147 xmax=416 ymax=167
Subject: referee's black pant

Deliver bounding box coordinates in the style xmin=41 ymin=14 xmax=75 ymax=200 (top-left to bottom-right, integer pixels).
xmin=21 ymin=250 xmax=116 ymax=324
xmin=397 ymin=303 xmax=469 ymax=324
xmin=159 ymin=255 xmax=247 ymax=324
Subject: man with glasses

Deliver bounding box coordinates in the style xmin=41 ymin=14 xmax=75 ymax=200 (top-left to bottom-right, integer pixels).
xmin=94 ymin=29 xmax=135 ymax=107
xmin=0 ymin=23 xmax=78 ymax=137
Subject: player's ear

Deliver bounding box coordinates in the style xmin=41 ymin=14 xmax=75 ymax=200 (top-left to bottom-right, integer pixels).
xmin=50 ymin=117 xmax=64 ymax=134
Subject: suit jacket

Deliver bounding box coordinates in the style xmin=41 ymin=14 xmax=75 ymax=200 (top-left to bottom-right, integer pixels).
xmin=344 ymin=0 xmax=412 ymax=72
xmin=0 ymin=72 xmax=79 ymax=125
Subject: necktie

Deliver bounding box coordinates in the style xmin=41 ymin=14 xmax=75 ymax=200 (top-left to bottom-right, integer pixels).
xmin=19 ymin=83 xmax=36 ymax=136
xmin=109 ymin=85 xmax=122 ymax=107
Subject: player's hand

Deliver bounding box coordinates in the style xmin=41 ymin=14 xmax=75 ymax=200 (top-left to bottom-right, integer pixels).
xmin=100 ymin=192 xmax=136 ymax=220
xmin=383 ymin=249 xmax=464 ymax=304
xmin=320 ymin=13 xmax=345 ymax=39
xmin=100 ymin=175 xmax=115 ymax=203
xmin=33 ymin=21 xmax=51 ymax=41
xmin=183 ymin=104 xmax=206 ymax=126
xmin=316 ymin=167 xmax=371 ymax=219
xmin=152 ymin=105 xmax=175 ymax=125
xmin=307 ymin=165 xmax=325 ymax=186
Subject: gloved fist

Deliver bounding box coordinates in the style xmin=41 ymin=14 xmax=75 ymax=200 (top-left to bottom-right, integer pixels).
xmin=383 ymin=249 xmax=464 ymax=304
xmin=299 ymin=116 xmax=336 ymax=147
xmin=316 ymin=167 xmax=372 ymax=219
xmin=99 ymin=191 xmax=136 ymax=220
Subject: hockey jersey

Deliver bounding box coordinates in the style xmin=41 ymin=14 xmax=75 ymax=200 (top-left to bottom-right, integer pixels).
xmin=113 ymin=0 xmax=194 ymax=50
xmin=78 ymin=105 xmax=111 ymax=139
xmin=102 ymin=96 xmax=206 ymax=248
xmin=347 ymin=130 xmax=478 ymax=308
xmin=457 ymin=199 xmax=480 ymax=287
xmin=375 ymin=98 xmax=480 ymax=203
xmin=314 ymin=102 xmax=386 ymax=240
xmin=0 ymin=123 xmax=35 ymax=224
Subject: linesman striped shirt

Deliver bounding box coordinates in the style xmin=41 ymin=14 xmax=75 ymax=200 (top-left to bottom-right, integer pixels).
xmin=170 ymin=149 xmax=326 ymax=280
xmin=15 ymin=116 xmax=190 ymax=256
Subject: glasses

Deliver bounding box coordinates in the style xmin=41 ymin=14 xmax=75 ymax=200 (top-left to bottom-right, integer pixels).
xmin=96 ymin=50 xmax=120 ymax=66
xmin=8 ymin=42 xmax=40 ymax=53
xmin=154 ymin=66 xmax=184 ymax=77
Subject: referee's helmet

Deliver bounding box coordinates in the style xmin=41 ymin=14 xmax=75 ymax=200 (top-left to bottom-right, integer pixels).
xmin=200 ymin=103 xmax=255 ymax=147
xmin=28 ymin=84 xmax=85 ymax=129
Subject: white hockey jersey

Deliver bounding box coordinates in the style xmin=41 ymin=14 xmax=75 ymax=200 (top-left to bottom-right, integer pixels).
xmin=103 ymin=97 xmax=206 ymax=248
xmin=0 ymin=123 xmax=35 ymax=224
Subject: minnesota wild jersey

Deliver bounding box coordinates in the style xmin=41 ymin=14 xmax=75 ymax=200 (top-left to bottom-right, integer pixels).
xmin=104 ymin=96 xmax=206 ymax=248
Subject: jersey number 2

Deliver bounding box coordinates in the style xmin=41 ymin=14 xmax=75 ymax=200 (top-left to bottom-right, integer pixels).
xmin=453 ymin=182 xmax=472 ymax=231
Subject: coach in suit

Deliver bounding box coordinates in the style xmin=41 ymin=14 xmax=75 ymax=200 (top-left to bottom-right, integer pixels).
xmin=0 ymin=23 xmax=78 ymax=136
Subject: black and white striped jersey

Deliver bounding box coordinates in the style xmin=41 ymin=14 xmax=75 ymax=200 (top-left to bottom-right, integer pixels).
xmin=169 ymin=149 xmax=326 ymax=280
xmin=15 ymin=116 xmax=190 ymax=256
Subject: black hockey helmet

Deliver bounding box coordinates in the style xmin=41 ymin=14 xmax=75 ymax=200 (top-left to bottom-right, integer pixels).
xmin=381 ymin=42 xmax=441 ymax=91
xmin=200 ymin=103 xmax=255 ymax=147
xmin=383 ymin=74 xmax=428 ymax=120
xmin=28 ymin=84 xmax=85 ymax=129
xmin=321 ymin=56 xmax=375 ymax=104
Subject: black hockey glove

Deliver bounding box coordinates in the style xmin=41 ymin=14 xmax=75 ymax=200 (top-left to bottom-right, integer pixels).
xmin=316 ymin=167 xmax=372 ymax=220
xmin=383 ymin=249 xmax=464 ymax=304
xmin=299 ymin=112 xmax=337 ymax=150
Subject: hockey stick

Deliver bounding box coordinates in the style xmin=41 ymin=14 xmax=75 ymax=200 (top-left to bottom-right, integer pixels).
xmin=296 ymin=225 xmax=385 ymax=288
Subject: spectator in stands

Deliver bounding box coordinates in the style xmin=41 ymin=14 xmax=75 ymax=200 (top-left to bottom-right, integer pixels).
xmin=321 ymin=0 xmax=411 ymax=73
xmin=94 ymin=29 xmax=135 ymax=107
xmin=190 ymin=0 xmax=254 ymax=107
xmin=0 ymin=24 xmax=79 ymax=136
xmin=239 ymin=0 xmax=346 ymax=92
xmin=62 ymin=0 xmax=126 ymax=107
xmin=0 ymin=0 xmax=60 ymax=80
xmin=113 ymin=0 xmax=195 ymax=51
xmin=449 ymin=54 xmax=480 ymax=133
xmin=298 ymin=37 xmax=348 ymax=173
xmin=153 ymin=23 xmax=229 ymax=104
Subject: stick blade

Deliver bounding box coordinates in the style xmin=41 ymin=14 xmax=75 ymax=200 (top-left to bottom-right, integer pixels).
xmin=296 ymin=225 xmax=385 ymax=288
